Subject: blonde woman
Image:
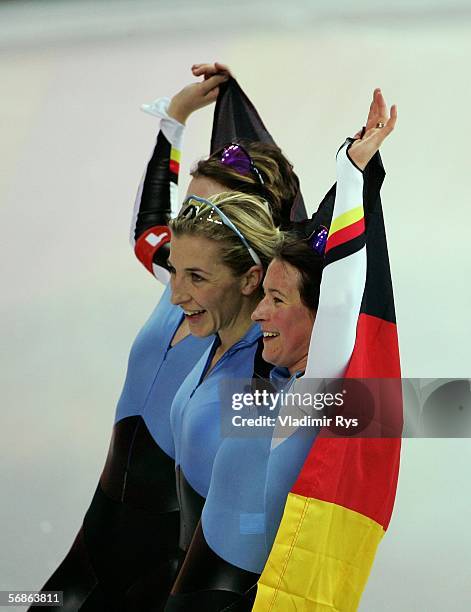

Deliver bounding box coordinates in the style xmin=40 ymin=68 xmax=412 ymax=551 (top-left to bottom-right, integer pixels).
xmin=34 ymin=66 xmax=302 ymax=612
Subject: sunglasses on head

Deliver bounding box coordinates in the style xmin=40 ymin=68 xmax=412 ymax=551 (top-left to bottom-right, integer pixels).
xmin=179 ymin=195 xmax=262 ymax=266
xmin=219 ymin=143 xmax=265 ymax=185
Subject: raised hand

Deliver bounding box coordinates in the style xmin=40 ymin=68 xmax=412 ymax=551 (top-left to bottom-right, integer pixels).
xmin=349 ymin=88 xmax=397 ymax=171
xmin=167 ymin=72 xmax=229 ymax=125
xmin=191 ymin=62 xmax=233 ymax=80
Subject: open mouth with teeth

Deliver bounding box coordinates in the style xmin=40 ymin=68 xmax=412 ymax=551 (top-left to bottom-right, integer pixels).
xmin=263 ymin=331 xmax=280 ymax=339
xmin=183 ymin=309 xmax=206 ymax=321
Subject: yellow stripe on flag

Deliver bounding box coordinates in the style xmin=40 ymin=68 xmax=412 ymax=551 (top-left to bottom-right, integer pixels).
xmin=254 ymin=493 xmax=384 ymax=611
xmin=170 ymin=147 xmax=181 ymax=162
xmin=329 ymin=206 xmax=363 ymax=237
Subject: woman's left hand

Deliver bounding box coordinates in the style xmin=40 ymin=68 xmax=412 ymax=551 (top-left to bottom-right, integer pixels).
xmin=191 ymin=62 xmax=233 ymax=79
xmin=349 ymin=88 xmax=397 ymax=171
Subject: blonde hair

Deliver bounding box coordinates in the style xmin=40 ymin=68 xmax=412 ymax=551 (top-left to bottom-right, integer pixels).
xmin=170 ymin=192 xmax=280 ymax=277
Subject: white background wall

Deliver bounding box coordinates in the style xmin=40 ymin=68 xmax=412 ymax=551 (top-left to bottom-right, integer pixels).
xmin=1 ymin=1 xmax=470 ymax=609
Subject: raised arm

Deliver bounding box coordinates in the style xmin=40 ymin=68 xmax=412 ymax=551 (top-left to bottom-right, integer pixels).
xmin=305 ymin=88 xmax=397 ymax=379
xmin=254 ymin=89 xmax=398 ymax=612
xmin=303 ymin=140 xmax=367 ymax=379
xmin=131 ymin=71 xmax=228 ymax=284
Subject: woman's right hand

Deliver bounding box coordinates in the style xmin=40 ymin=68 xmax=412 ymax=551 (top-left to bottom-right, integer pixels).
xmin=168 ymin=71 xmax=229 ymax=125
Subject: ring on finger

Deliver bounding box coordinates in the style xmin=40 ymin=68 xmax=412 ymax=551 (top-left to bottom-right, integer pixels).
xmin=376 ymin=121 xmax=385 ymax=128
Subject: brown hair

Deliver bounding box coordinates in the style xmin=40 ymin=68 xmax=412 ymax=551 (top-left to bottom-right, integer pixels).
xmin=191 ymin=141 xmax=299 ymax=229
xmin=273 ymin=234 xmax=324 ymax=311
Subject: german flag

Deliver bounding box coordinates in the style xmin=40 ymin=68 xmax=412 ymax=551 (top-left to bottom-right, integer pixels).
xmin=253 ymin=149 xmax=402 ymax=611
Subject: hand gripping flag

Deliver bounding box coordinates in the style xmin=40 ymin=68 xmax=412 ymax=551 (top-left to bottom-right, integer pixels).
xmin=252 ymin=149 xmax=402 ymax=612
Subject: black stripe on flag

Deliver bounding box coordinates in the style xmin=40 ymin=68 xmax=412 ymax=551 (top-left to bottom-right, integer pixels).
xmin=324 ymin=233 xmax=366 ymax=267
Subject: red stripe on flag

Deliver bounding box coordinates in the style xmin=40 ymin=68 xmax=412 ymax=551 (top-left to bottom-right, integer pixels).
xmin=325 ymin=217 xmax=365 ymax=253
xmin=292 ymin=437 xmax=400 ymax=529
xmin=346 ymin=313 xmax=401 ymax=378
xmin=169 ymin=159 xmax=180 ymax=175
xmin=291 ymin=314 xmax=402 ymax=529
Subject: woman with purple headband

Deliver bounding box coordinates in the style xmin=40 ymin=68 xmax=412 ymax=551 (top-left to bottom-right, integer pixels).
xmin=32 ymin=63 xmax=303 ymax=612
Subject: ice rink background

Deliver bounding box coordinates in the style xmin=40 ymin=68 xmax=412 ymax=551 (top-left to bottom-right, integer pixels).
xmin=1 ymin=0 xmax=471 ymax=609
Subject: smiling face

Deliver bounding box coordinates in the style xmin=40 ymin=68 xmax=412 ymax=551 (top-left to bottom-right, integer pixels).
xmin=168 ymin=234 xmax=250 ymax=339
xmin=251 ymin=258 xmax=316 ymax=375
